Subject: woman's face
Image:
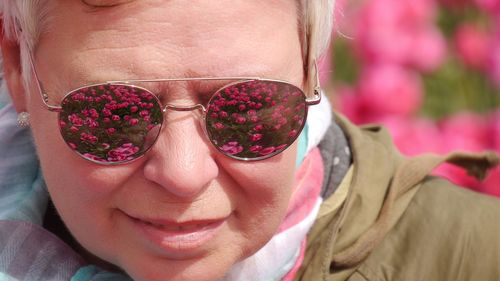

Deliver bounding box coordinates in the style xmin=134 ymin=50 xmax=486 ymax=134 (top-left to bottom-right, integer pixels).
xmin=27 ymin=1 xmax=304 ymax=280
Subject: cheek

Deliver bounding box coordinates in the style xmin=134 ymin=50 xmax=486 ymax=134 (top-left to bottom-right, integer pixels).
xmin=223 ymin=144 xmax=298 ymax=246
xmin=27 ymin=99 xmax=133 ymax=227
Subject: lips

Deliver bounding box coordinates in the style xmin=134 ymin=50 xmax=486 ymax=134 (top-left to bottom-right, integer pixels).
xmin=141 ymin=220 xmax=213 ymax=232
xmin=125 ymin=213 xmax=227 ymax=257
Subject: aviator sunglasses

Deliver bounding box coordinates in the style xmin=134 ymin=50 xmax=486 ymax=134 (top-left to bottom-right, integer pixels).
xmin=29 ymin=53 xmax=321 ymax=164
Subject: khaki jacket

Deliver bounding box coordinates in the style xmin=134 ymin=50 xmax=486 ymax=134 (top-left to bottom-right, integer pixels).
xmin=297 ymin=115 xmax=500 ymax=281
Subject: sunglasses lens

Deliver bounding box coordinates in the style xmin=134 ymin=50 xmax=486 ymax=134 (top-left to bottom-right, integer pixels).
xmin=206 ymin=80 xmax=307 ymax=160
xmin=58 ymin=84 xmax=163 ymax=164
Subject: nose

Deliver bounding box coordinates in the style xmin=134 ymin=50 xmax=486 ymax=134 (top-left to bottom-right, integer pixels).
xmin=142 ymin=108 xmax=219 ymax=199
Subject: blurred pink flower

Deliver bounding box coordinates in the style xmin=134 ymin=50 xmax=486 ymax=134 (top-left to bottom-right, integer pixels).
xmin=454 ymin=24 xmax=492 ymax=71
xmin=433 ymin=163 xmax=483 ymax=191
xmin=410 ymin=28 xmax=448 ymax=72
xmin=384 ymin=117 xmax=444 ymax=155
xmin=481 ymin=167 xmax=500 ymax=197
xmin=475 ymin=0 xmax=500 ymax=15
xmin=434 ymin=164 xmax=500 ymax=198
xmin=356 ymin=64 xmax=423 ymax=117
xmin=355 ymin=0 xmax=446 ymax=72
xmin=487 ymin=29 xmax=500 ymax=86
xmin=439 ymin=112 xmax=490 ymax=152
xmin=336 ymin=86 xmax=366 ymax=124
xmin=438 ymin=0 xmax=472 ymax=8
xmin=489 ymin=110 xmax=500 ymax=151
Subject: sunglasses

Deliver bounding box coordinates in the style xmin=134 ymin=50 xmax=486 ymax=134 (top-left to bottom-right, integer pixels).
xmin=29 ymin=54 xmax=321 ymax=164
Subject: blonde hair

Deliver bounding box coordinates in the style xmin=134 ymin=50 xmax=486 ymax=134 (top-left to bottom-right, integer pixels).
xmin=0 ymin=1 xmax=334 ymax=93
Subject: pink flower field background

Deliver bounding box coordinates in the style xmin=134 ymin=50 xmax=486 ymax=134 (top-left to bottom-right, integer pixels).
xmin=325 ymin=0 xmax=500 ymax=196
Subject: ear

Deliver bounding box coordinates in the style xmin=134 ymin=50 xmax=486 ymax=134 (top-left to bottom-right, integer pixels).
xmin=0 ymin=21 xmax=28 ymax=113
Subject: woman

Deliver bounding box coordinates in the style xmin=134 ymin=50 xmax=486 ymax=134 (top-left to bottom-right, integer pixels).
xmin=0 ymin=1 xmax=499 ymax=281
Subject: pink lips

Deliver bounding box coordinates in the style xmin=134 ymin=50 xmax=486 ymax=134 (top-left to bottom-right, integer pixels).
xmin=128 ymin=214 xmax=226 ymax=256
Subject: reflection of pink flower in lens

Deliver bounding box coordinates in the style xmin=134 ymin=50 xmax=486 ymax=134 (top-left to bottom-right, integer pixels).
xmin=259 ymin=146 xmax=276 ymax=156
xmin=250 ymin=133 xmax=263 ymax=142
xmin=89 ymin=109 xmax=99 ymax=119
xmin=70 ymin=126 xmax=79 ymax=133
xmin=238 ymin=104 xmax=246 ymax=111
xmin=249 ymin=145 xmax=262 ymax=153
xmin=106 ymin=128 xmax=116 ymax=135
xmin=277 ymin=117 xmax=287 ymax=125
xmin=85 ymin=118 xmax=99 ymax=128
xmin=288 ymin=130 xmax=298 ymax=138
xmin=68 ymin=142 xmax=77 ymax=150
xmin=219 ymin=111 xmax=229 ymax=118
xmin=80 ymin=132 xmax=98 ymax=144
xmin=254 ymin=124 xmax=264 ymax=131
xmin=130 ymin=106 xmax=139 ymax=113
xmin=107 ymin=143 xmax=140 ymax=162
xmin=59 ymin=120 xmax=66 ymax=128
xmin=129 ymin=118 xmax=139 ymax=126
xmin=140 ymin=110 xmax=149 ymax=117
xmin=112 ymin=115 xmax=121 ymax=121
xmin=276 ymin=144 xmax=288 ymax=151
xmin=83 ymin=153 xmax=105 ymax=162
xmin=102 ymin=109 xmax=112 ymax=117
xmin=81 ymin=109 xmax=89 ymax=117
xmin=249 ymin=115 xmax=259 ymax=123
xmin=235 ymin=117 xmax=247 ymax=124
xmin=220 ymin=141 xmax=244 ymax=155
xmin=68 ymin=114 xmax=84 ymax=127
xmin=215 ymin=99 xmax=226 ymax=107
xmin=213 ymin=122 xmax=225 ymax=130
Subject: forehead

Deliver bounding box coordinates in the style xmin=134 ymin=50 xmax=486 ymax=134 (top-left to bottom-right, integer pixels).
xmin=42 ymin=0 xmax=298 ymax=67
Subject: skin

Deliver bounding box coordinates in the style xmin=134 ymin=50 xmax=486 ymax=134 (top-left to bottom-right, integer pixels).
xmin=2 ymin=1 xmax=306 ymax=280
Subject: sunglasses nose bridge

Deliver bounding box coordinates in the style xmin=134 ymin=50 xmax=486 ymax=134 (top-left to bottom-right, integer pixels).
xmin=162 ymin=104 xmax=206 ymax=113
xmin=161 ymin=103 xmax=208 ymax=133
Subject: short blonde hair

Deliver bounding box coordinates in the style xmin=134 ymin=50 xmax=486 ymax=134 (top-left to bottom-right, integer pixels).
xmin=0 ymin=1 xmax=334 ymax=93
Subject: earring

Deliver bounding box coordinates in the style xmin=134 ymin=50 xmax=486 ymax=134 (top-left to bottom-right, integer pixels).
xmin=17 ymin=112 xmax=30 ymax=128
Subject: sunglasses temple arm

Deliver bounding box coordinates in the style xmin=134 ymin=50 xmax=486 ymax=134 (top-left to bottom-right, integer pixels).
xmin=305 ymin=60 xmax=322 ymax=105
xmin=27 ymin=51 xmax=62 ymax=112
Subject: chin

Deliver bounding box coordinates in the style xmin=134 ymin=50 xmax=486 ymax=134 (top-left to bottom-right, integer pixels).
xmin=119 ymin=253 xmax=235 ymax=281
